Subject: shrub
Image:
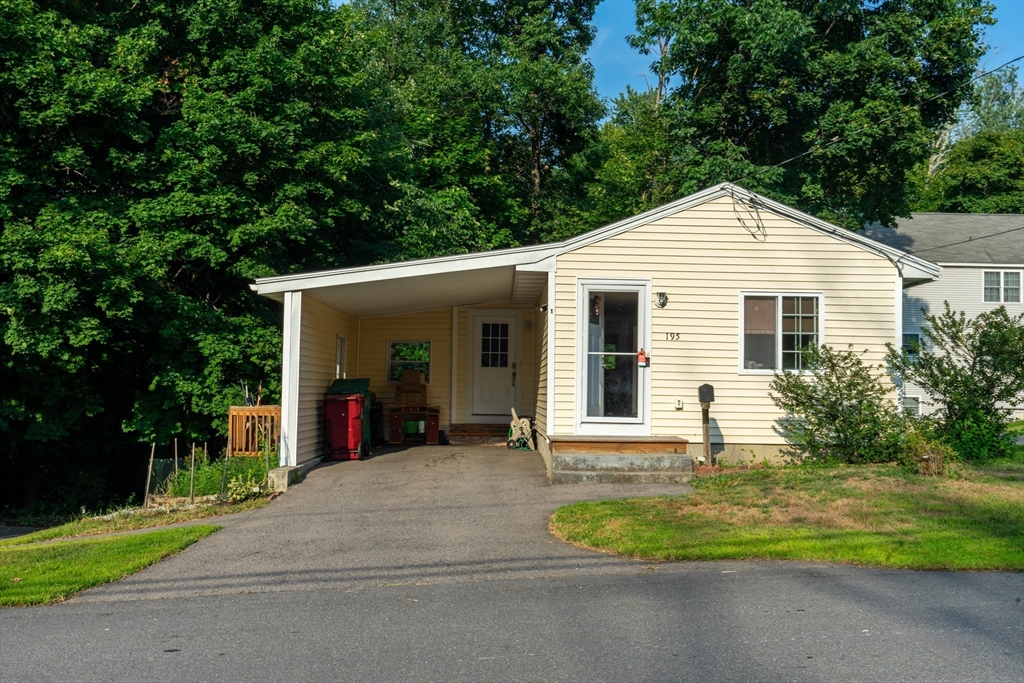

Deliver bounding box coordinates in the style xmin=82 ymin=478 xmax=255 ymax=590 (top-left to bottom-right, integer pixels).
xmin=901 ymin=430 xmax=957 ymax=476
xmin=887 ymin=304 xmax=1024 ymax=461
xmin=770 ymin=344 xmax=905 ymax=464
xmin=165 ymin=457 xmax=270 ymax=498
xmin=226 ymin=471 xmax=269 ymax=502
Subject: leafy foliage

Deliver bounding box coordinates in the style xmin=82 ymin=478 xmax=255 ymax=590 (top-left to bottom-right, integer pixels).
xmin=887 ymin=304 xmax=1024 ymax=461
xmin=769 ymin=344 xmax=905 ymax=464
xmin=586 ymin=0 xmax=991 ymax=230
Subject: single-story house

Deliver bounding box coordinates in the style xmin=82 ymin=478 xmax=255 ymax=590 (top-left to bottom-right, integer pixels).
xmin=252 ymin=183 xmax=941 ymax=481
xmin=863 ymin=213 xmax=1024 ymax=418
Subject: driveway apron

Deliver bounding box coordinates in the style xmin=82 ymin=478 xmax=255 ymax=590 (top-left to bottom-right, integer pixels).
xmin=76 ymin=446 xmax=692 ymax=602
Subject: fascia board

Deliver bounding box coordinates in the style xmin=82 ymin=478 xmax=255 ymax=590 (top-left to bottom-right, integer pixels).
xmin=936 ymin=262 xmax=1024 ymax=268
xmin=516 ymin=255 xmax=557 ymax=273
xmin=253 ymin=244 xmax=562 ymax=296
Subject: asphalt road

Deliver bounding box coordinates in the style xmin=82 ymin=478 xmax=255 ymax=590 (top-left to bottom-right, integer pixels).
xmin=1 ymin=447 xmax=1022 ymax=682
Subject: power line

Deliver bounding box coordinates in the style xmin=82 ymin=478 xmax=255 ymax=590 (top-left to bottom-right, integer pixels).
xmin=731 ymin=54 xmax=1024 ymax=187
xmin=904 ymin=226 xmax=1024 ymax=256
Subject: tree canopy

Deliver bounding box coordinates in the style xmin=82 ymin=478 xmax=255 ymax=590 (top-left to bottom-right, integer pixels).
xmin=0 ymin=0 xmax=1001 ymax=510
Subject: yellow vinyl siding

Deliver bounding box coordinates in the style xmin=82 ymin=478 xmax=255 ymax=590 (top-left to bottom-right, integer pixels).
xmin=296 ymin=295 xmax=358 ymax=465
xmin=552 ymin=194 xmax=897 ymax=448
xmin=359 ymin=308 xmax=453 ymax=426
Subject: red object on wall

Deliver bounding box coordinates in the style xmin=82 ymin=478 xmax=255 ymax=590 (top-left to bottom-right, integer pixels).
xmin=323 ymin=394 xmax=364 ymax=460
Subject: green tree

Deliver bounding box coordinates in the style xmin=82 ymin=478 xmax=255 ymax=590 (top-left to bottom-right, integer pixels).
xmin=913 ymin=66 xmax=1024 ymax=212
xmin=887 ymin=304 xmax=1024 ymax=461
xmin=596 ymin=0 xmax=991 ymax=230
xmin=0 ymin=0 xmax=404 ymax=506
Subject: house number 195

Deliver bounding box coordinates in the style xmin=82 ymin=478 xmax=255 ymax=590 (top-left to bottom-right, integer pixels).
xmin=665 ymin=332 xmax=681 ymax=341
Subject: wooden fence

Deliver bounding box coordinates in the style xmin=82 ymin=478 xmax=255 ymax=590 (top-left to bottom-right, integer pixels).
xmin=227 ymin=405 xmax=281 ymax=457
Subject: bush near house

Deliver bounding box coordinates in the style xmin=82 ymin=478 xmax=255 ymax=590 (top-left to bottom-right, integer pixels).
xmin=769 ymin=344 xmax=905 ymax=464
xmin=887 ymin=304 xmax=1024 ymax=461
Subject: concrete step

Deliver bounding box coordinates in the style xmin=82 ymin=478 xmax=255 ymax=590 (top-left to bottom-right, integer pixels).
xmin=551 ymin=470 xmax=692 ymax=484
xmin=552 ymin=453 xmax=693 ymax=472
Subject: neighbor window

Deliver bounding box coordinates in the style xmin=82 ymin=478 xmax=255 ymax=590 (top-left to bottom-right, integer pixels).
xmin=387 ymin=341 xmax=431 ymax=383
xmin=742 ymin=294 xmax=821 ymax=371
xmin=902 ymin=333 xmax=921 ymax=357
xmin=983 ymin=271 xmax=1021 ymax=303
xmin=902 ymin=396 xmax=921 ymax=416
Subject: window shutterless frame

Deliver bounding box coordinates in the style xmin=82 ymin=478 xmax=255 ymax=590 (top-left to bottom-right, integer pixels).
xmin=386 ymin=340 xmax=431 ymax=384
xmin=983 ymin=270 xmax=1022 ymax=304
xmin=575 ymin=279 xmax=651 ymax=436
xmin=737 ymin=291 xmax=825 ymax=374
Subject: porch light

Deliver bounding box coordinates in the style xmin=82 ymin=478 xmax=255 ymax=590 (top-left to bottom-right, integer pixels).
xmin=655 ymin=291 xmax=668 ymax=308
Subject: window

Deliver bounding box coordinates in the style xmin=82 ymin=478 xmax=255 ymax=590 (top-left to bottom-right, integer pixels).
xmin=480 ymin=323 xmax=509 ymax=368
xmin=387 ymin=341 xmax=430 ymax=383
xmin=983 ymin=271 xmax=1021 ymax=303
xmin=742 ymin=293 xmax=821 ymax=371
xmin=902 ymin=396 xmax=921 ymax=416
xmin=335 ymin=336 xmax=347 ymax=379
xmin=902 ymin=333 xmax=921 ymax=357
xmin=577 ymin=279 xmax=650 ymax=430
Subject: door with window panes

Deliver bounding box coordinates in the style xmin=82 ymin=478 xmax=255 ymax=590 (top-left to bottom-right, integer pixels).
xmin=580 ymin=283 xmax=649 ymax=430
xmin=470 ymin=311 xmax=520 ymax=418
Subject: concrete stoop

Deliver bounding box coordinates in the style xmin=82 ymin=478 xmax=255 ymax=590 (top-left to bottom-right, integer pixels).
xmin=548 ymin=437 xmax=692 ymax=484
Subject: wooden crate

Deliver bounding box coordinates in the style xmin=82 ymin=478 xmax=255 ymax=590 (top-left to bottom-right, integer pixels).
xmin=227 ymin=406 xmax=281 ymax=457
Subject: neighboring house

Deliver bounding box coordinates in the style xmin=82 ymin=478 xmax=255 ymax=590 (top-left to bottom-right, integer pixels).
xmin=863 ymin=214 xmax=1024 ymax=419
xmin=252 ymin=183 xmax=940 ymax=481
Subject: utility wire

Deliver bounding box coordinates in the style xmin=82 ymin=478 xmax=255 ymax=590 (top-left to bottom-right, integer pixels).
xmin=731 ymin=54 xmax=1024 ymax=187
xmin=901 ymin=226 xmax=1024 ymax=256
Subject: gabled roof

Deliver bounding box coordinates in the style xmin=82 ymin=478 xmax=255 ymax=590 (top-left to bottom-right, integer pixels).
xmin=862 ymin=213 xmax=1024 ymax=266
xmin=252 ymin=183 xmax=942 ymax=310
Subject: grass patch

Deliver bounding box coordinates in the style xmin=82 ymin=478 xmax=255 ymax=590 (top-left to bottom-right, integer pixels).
xmin=0 ymin=498 xmax=267 ymax=547
xmin=0 ymin=525 xmax=220 ymax=607
xmin=550 ymin=463 xmax=1024 ymax=571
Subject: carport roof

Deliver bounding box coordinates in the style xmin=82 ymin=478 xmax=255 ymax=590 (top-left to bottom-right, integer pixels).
xmin=252 ymin=183 xmax=943 ymax=317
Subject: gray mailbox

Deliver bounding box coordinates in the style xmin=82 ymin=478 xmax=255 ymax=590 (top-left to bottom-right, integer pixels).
xmin=698 ymin=383 xmax=715 ymax=404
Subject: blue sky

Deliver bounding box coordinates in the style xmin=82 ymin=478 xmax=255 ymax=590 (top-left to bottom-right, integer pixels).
xmin=587 ymin=0 xmax=1024 ymax=103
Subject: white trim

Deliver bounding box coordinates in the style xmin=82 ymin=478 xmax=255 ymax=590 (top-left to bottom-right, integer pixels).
xmin=450 ymin=306 xmax=458 ymax=425
xmin=737 ymin=291 xmax=825 ymax=375
xmin=575 ymin=278 xmax=652 ymax=437
xmin=466 ymin=309 xmax=523 ymax=422
xmin=280 ymin=291 xmax=302 ymax=467
xmin=546 ymin=271 xmax=556 ymax=437
xmin=252 ymin=183 xmax=941 ymax=297
xmin=386 ymin=340 xmax=432 ymax=384
xmin=355 ymin=318 xmax=361 ymax=378
xmin=894 ymin=271 xmax=902 ymax=354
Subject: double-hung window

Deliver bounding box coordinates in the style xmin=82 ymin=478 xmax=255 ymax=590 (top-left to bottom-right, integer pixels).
xmin=983 ymin=271 xmax=1021 ymax=303
xmin=741 ymin=293 xmax=822 ymax=372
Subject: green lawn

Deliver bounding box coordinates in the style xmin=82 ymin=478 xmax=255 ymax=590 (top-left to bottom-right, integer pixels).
xmin=550 ymin=463 xmax=1024 ymax=571
xmin=0 ymin=525 xmax=220 ymax=607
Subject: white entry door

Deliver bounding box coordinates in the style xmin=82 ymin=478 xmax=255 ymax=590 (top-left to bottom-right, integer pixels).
xmin=468 ymin=310 xmax=521 ymax=420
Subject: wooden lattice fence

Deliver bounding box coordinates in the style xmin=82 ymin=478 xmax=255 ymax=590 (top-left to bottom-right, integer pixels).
xmin=227 ymin=405 xmax=280 ymax=457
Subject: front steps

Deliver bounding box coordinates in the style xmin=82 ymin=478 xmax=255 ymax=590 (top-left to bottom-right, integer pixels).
xmin=449 ymin=423 xmax=508 ymax=445
xmin=549 ymin=436 xmax=692 ymax=484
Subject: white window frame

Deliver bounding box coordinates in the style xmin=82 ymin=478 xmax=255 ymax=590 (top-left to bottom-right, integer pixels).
xmin=386 ymin=340 xmax=431 ymax=384
xmin=738 ymin=291 xmax=825 ymax=375
xmin=983 ymin=270 xmax=1022 ymax=304
xmin=575 ymin=278 xmax=652 ymax=436
xmin=902 ymin=395 xmax=922 ymax=417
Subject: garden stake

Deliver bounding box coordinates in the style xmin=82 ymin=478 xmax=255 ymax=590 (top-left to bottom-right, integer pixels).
xmin=221 ymin=454 xmax=228 ymax=501
xmin=174 ymin=437 xmax=178 ymax=474
xmin=189 ymin=443 xmax=195 ymax=503
xmin=144 ymin=443 xmax=155 ymax=508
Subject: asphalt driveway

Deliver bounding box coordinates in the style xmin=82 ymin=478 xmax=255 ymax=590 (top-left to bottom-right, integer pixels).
xmin=77 ymin=445 xmax=692 ymax=602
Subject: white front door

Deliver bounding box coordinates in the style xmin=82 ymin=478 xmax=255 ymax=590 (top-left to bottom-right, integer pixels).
xmin=468 ymin=310 xmax=521 ymax=420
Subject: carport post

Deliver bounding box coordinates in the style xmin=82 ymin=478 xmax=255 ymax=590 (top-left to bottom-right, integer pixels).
xmin=279 ymin=290 xmax=302 ymax=467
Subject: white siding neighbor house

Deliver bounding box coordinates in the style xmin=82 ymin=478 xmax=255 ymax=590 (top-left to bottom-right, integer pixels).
xmin=252 ymin=183 xmax=940 ymax=481
xmin=863 ymin=214 xmax=1024 ymax=419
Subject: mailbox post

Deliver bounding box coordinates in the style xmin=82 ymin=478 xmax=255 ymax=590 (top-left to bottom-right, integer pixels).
xmin=698 ymin=384 xmax=715 ymax=466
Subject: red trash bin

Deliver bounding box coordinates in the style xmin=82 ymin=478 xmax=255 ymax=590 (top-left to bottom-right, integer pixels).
xmin=323 ymin=394 xmax=364 ymax=460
